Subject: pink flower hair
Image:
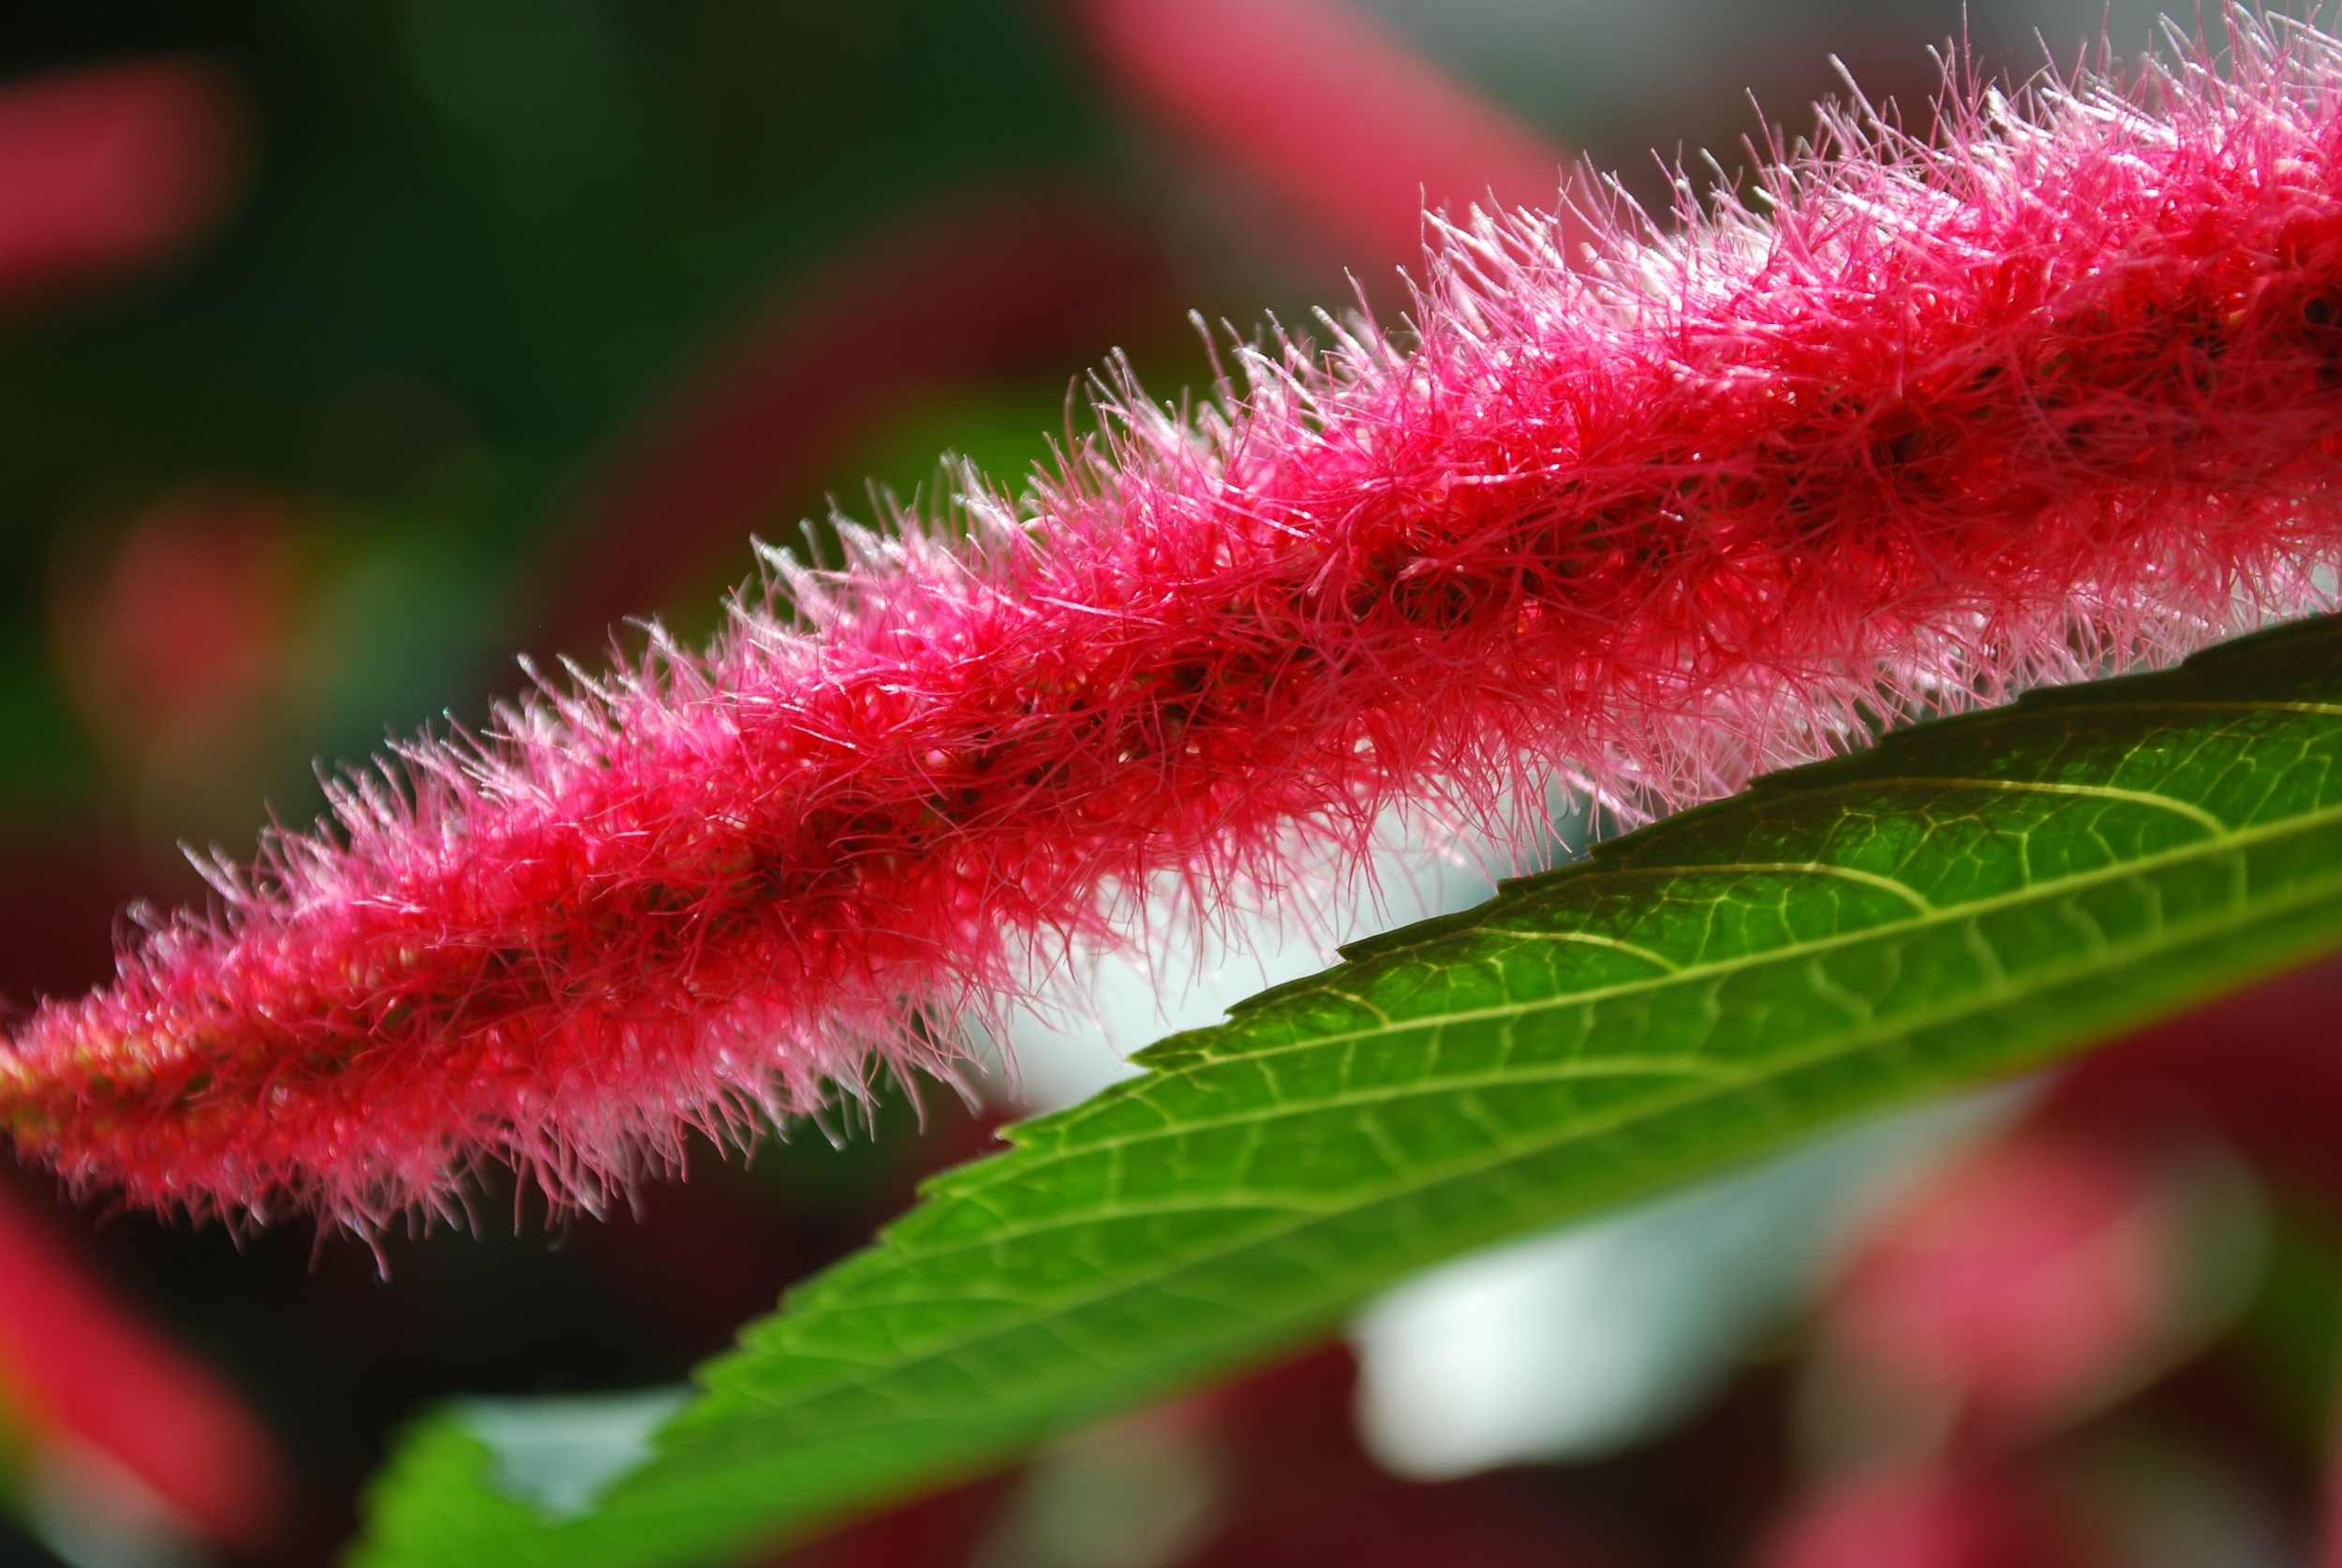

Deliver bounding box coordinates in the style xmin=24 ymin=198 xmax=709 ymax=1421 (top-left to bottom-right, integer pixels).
xmin=11 ymin=13 xmax=2342 ymax=1231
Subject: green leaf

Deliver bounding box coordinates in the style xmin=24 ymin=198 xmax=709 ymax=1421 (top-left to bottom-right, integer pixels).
xmin=353 ymin=615 xmax=2342 ymax=1568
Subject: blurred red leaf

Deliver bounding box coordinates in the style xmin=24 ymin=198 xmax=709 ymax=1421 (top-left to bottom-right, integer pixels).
xmin=2044 ymin=951 xmax=2342 ymax=1201
xmin=0 ymin=59 xmax=242 ymax=310
xmin=774 ymin=1475 xmax=1019 ymax=1568
xmin=542 ymin=186 xmax=1174 ymax=655
xmin=1180 ymin=1347 xmax=1619 ymax=1568
xmin=1075 ymin=0 xmax=1576 ymax=267
xmin=0 ymin=1185 xmax=287 ymax=1549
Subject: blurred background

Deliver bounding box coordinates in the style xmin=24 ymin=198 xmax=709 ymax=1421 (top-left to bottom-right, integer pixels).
xmin=4 ymin=2 xmax=2335 ymax=1565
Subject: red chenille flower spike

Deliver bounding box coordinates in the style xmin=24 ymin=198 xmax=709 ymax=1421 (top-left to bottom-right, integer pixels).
xmin=12 ymin=16 xmax=2342 ymax=1230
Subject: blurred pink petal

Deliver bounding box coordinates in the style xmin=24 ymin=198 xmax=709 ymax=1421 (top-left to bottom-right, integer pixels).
xmin=1076 ymin=0 xmax=1576 ymax=265
xmin=0 ymin=1186 xmax=286 ymax=1548
xmin=0 ymin=60 xmax=242 ymax=309
xmin=1756 ymin=1469 xmax=2101 ymax=1568
xmin=1828 ymin=1134 xmax=2170 ymax=1439
xmin=55 ymin=484 xmax=296 ymax=750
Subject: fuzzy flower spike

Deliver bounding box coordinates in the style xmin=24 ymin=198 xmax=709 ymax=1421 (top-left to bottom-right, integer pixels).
xmin=12 ymin=14 xmax=2342 ymax=1229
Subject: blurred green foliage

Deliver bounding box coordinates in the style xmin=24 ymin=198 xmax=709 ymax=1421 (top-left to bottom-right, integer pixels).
xmin=0 ymin=0 xmax=1115 ymax=863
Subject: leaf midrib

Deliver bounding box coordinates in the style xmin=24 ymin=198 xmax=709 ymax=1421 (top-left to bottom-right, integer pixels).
xmin=801 ymin=857 xmax=2342 ymax=1312
xmin=999 ymin=769 xmax=2323 ymax=1161
xmin=654 ymin=792 xmax=2342 ymax=1459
